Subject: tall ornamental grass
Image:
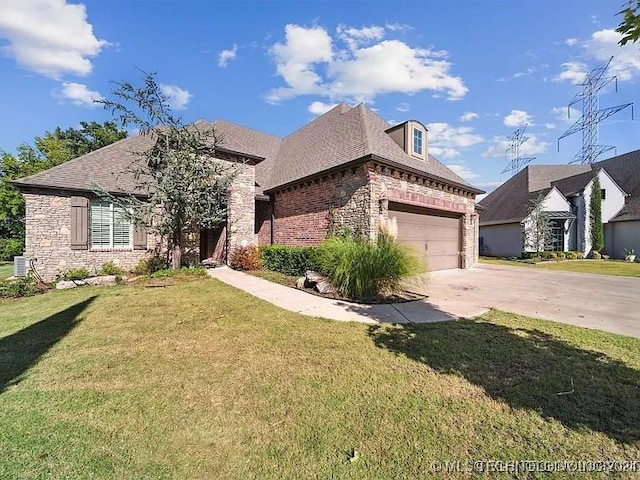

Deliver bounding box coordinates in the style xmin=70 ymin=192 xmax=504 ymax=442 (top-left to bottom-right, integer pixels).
xmin=317 ymin=232 xmax=425 ymax=300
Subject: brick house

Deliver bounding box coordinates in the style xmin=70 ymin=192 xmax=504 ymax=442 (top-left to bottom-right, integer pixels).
xmin=13 ymin=103 xmax=483 ymax=281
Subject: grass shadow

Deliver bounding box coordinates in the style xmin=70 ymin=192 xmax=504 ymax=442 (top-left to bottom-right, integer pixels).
xmin=368 ymin=319 xmax=640 ymax=444
xmin=0 ymin=296 xmax=95 ymax=393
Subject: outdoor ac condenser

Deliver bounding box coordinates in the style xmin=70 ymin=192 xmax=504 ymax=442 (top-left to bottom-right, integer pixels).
xmin=13 ymin=256 xmax=27 ymax=278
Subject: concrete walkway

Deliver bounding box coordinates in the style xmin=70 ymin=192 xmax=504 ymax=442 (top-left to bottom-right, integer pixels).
xmin=207 ymin=267 xmax=487 ymax=324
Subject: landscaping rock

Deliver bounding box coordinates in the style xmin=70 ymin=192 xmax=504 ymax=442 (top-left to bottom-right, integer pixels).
xmin=85 ymin=275 xmax=118 ymax=286
xmin=305 ymin=270 xmax=324 ymax=284
xmin=56 ymin=280 xmax=77 ymax=290
xmin=296 ymin=276 xmax=306 ymax=289
xmin=315 ymin=281 xmax=334 ymax=294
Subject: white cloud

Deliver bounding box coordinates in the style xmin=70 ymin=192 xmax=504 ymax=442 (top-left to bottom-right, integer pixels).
xmin=395 ymin=102 xmax=410 ymax=112
xmin=446 ymin=162 xmax=480 ymax=180
xmin=512 ymin=66 xmax=536 ymax=79
xmin=218 ymin=44 xmax=238 ymax=67
xmin=553 ymin=61 xmax=588 ymax=83
xmin=460 ymin=111 xmax=479 ymax=122
xmin=266 ymin=24 xmax=468 ymax=104
xmin=160 ymin=84 xmax=193 ymax=111
xmin=55 ymin=81 xmax=103 ymax=107
xmin=552 ymin=106 xmax=581 ymax=124
xmin=0 ymin=0 xmax=107 ymax=78
xmin=427 ymin=122 xmax=483 ymax=159
xmin=482 ymin=133 xmax=548 ymax=158
xmin=308 ymin=101 xmax=337 ymax=115
xmin=557 ymin=29 xmax=640 ymax=83
xmin=545 ymin=123 xmax=556 ymax=130
xmin=385 ymin=22 xmax=413 ymax=33
xmin=504 ymin=109 xmax=533 ymax=127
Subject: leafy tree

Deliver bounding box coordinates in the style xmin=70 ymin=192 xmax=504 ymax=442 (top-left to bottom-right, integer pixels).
xmin=590 ymin=176 xmax=605 ymax=253
xmin=523 ymin=193 xmax=552 ymax=254
xmin=617 ymin=0 xmax=640 ymax=46
xmin=98 ymin=72 xmax=238 ymax=269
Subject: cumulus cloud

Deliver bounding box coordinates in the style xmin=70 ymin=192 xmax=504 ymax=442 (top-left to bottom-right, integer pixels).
xmin=266 ymin=23 xmax=468 ymax=104
xmin=160 ymin=84 xmax=193 ymax=111
xmin=0 ymin=0 xmax=107 ymax=78
xmin=482 ymin=133 xmax=548 ymax=158
xmin=218 ymin=44 xmax=238 ymax=67
xmin=427 ymin=122 xmax=483 ymax=159
xmin=446 ymin=162 xmax=480 ymax=180
xmin=504 ymin=109 xmax=533 ymax=127
xmin=565 ymin=38 xmax=578 ymax=46
xmin=556 ymin=29 xmax=640 ymax=83
xmin=552 ymin=106 xmax=581 ymax=124
xmin=460 ymin=111 xmax=479 ymax=122
xmin=55 ymin=82 xmax=103 ymax=107
xmin=308 ymin=101 xmax=338 ymax=115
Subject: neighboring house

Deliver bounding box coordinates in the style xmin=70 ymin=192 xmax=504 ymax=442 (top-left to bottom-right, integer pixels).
xmin=479 ymin=149 xmax=640 ymax=259
xmin=13 ymin=103 xmax=483 ymax=281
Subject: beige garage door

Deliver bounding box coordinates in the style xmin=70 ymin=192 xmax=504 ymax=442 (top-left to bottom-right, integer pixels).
xmin=389 ymin=202 xmax=462 ymax=271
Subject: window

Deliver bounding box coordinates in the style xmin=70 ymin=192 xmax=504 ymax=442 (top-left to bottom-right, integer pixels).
xmin=412 ymin=128 xmax=423 ymax=156
xmin=600 ymin=189 xmax=606 ymax=200
xmin=547 ymin=220 xmax=564 ymax=252
xmin=90 ymin=201 xmax=132 ymax=248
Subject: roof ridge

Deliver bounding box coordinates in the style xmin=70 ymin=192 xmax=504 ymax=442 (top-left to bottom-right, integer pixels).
xmin=213 ymin=118 xmax=282 ymax=141
xmin=356 ymin=104 xmax=371 ymax=154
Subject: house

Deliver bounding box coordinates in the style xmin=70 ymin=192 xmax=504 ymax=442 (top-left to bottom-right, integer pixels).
xmin=479 ymin=149 xmax=640 ymax=259
xmin=13 ymin=103 xmax=483 ymax=281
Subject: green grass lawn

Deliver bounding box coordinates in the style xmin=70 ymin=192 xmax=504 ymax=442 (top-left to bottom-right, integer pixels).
xmin=1 ymin=279 xmax=639 ymax=479
xmin=0 ymin=262 xmax=12 ymax=280
xmin=481 ymin=257 xmax=640 ymax=277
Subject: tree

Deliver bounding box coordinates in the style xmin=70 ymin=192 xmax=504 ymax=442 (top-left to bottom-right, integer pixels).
xmin=590 ymin=176 xmax=605 ymax=253
xmin=523 ymin=193 xmax=553 ymax=254
xmin=98 ymin=72 xmax=238 ymax=269
xmin=617 ymin=0 xmax=640 ymax=46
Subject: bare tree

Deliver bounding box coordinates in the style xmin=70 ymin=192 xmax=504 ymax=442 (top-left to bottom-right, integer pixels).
xmin=523 ymin=193 xmax=553 ymax=254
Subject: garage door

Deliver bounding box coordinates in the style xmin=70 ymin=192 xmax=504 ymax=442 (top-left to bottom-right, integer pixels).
xmin=389 ymin=202 xmax=462 ymax=271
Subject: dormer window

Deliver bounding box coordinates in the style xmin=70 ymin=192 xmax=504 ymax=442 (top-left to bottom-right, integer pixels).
xmin=413 ymin=128 xmax=424 ymax=156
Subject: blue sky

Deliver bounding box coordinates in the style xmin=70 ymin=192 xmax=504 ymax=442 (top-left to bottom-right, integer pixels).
xmin=1 ymin=0 xmax=638 ymax=195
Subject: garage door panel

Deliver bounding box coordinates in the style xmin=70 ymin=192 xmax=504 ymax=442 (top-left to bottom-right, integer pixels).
xmin=390 ymin=204 xmax=461 ymax=271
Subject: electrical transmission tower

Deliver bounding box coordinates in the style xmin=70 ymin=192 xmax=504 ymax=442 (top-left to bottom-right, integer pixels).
xmin=501 ymin=124 xmax=536 ymax=178
xmin=558 ymin=56 xmax=633 ymax=164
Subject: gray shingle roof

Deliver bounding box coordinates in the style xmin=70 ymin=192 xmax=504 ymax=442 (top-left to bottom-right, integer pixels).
xmin=479 ymin=165 xmax=589 ymax=224
xmin=13 ymin=103 xmax=482 ymax=196
xmin=593 ymin=149 xmax=640 ymax=221
xmin=552 ymin=170 xmax=595 ymax=196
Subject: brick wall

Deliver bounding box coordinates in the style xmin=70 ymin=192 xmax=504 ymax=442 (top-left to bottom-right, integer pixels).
xmin=24 ymin=191 xmax=157 ymax=281
xmin=255 ymin=200 xmax=272 ymax=245
xmin=273 ymin=166 xmax=370 ymax=246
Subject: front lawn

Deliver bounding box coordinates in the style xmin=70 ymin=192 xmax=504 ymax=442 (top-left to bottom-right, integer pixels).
xmin=1 ymin=279 xmax=639 ymax=478
xmin=481 ymin=257 xmax=640 ymax=277
xmin=0 ymin=262 xmax=12 ymax=280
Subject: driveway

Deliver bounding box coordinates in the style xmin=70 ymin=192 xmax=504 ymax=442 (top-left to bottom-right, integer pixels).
xmin=424 ymin=264 xmax=640 ymax=338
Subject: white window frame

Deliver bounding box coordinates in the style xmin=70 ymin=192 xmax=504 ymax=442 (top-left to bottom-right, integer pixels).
xmin=412 ymin=127 xmax=424 ymax=157
xmin=90 ymin=201 xmax=133 ymax=250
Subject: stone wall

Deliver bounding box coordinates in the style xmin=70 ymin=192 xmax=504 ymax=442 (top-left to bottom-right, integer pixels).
xmin=24 ymin=191 xmax=157 ymax=281
xmin=226 ymin=162 xmax=256 ymax=252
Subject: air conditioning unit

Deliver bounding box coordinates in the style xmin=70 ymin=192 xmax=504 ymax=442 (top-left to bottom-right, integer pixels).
xmin=13 ymin=256 xmax=27 ymax=278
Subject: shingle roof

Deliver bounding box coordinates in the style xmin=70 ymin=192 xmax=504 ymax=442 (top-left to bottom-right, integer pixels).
xmin=13 ymin=103 xmax=481 ymax=196
xmin=479 ymin=165 xmax=589 ymax=224
xmin=266 ymin=103 xmax=478 ymax=192
xmin=593 ymin=149 xmax=640 ymax=221
xmin=551 ymin=170 xmax=595 ymax=196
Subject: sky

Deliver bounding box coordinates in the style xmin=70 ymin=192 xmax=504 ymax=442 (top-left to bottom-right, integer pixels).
xmin=0 ymin=0 xmax=639 ymax=195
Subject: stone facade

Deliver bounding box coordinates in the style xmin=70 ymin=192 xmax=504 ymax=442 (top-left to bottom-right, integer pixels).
xmin=24 ymin=191 xmax=157 ymax=281
xmin=271 ymin=160 xmax=480 ymax=268
xmin=226 ymin=162 xmax=256 ymax=252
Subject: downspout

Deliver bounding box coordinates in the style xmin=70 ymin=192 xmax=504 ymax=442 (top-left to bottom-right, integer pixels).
xmin=270 ymin=195 xmax=275 ymax=245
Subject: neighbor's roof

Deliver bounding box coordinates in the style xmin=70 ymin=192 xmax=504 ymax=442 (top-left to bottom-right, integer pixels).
xmin=13 ymin=103 xmax=482 ymax=195
xmin=479 ymin=165 xmax=589 ymax=225
xmin=593 ymin=149 xmax=640 ymax=221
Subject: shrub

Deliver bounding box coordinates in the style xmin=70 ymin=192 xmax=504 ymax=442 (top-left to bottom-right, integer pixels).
xmin=229 ymin=245 xmax=262 ymax=271
xmin=61 ymin=267 xmax=90 ymax=281
xmin=546 ymin=252 xmax=557 ymax=260
xmin=576 ymin=252 xmax=584 ymax=259
xmin=0 ymin=238 xmax=24 ymax=261
xmin=317 ymin=232 xmax=424 ymax=300
xmin=150 ymin=267 xmax=207 ymax=278
xmin=131 ymin=256 xmax=167 ymax=275
xmin=99 ymin=261 xmax=124 ymax=276
xmin=565 ymin=252 xmax=577 ymax=260
xmin=0 ymin=276 xmax=38 ymax=298
xmin=592 ymin=250 xmax=602 ymax=260
xmin=260 ymin=245 xmax=320 ymax=276
xmin=556 ymin=251 xmax=566 ymax=260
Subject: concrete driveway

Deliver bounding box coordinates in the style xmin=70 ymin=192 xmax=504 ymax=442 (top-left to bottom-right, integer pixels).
xmin=424 ymin=264 xmax=640 ymax=338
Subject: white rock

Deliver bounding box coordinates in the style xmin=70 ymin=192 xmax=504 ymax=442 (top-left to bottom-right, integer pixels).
xmin=85 ymin=275 xmax=118 ymax=286
xmin=315 ymin=281 xmax=333 ymax=294
xmin=56 ymin=281 xmax=77 ymax=290
xmin=296 ymin=277 xmax=306 ymax=289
